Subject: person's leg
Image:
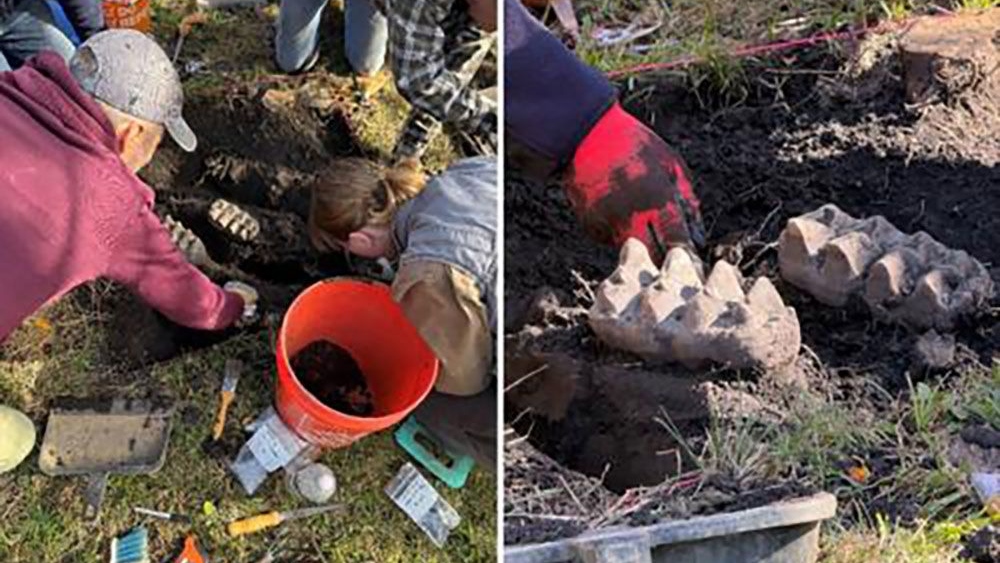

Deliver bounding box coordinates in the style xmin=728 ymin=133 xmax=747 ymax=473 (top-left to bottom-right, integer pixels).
xmin=0 ymin=0 xmax=75 ymax=69
xmin=442 ymin=23 xmax=496 ymax=156
xmin=392 ymin=261 xmax=496 ymax=470
xmin=392 ymin=18 xmax=495 ymax=160
xmin=343 ymin=0 xmax=386 ymax=76
xmin=274 ymin=0 xmax=328 ymax=74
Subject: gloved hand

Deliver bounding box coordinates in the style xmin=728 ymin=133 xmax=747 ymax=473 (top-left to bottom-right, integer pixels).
xmin=224 ymin=281 xmax=259 ymax=327
xmin=564 ymin=102 xmax=705 ymax=260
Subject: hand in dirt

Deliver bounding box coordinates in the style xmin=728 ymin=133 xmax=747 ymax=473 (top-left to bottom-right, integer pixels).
xmin=564 ymin=102 xmax=705 ymax=261
xmin=224 ymin=281 xmax=260 ymax=327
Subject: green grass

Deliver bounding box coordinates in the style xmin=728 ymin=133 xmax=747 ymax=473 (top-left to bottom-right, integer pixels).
xmin=1 ymin=305 xmax=495 ymax=562
xmin=659 ymin=359 xmax=1000 ymax=563
xmin=569 ymin=0 xmax=1000 ymax=99
xmin=0 ymin=1 xmax=492 ymax=561
xmin=823 ymin=514 xmax=971 ymax=563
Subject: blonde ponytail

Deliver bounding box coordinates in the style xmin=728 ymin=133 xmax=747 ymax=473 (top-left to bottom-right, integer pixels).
xmin=309 ymin=158 xmax=427 ymax=251
xmin=371 ymin=160 xmax=427 ymax=225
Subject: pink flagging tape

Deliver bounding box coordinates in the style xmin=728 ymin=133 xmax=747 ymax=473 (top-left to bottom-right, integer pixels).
xmin=604 ymin=15 xmax=931 ymax=79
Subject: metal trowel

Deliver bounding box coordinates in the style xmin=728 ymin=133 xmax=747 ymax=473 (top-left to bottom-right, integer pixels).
xmin=38 ymin=397 xmax=174 ymax=523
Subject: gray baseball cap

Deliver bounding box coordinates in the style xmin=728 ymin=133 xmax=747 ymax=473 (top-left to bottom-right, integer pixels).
xmin=70 ymin=29 xmax=197 ymax=152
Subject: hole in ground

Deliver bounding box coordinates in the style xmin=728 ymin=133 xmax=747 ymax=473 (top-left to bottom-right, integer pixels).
xmin=506 ymin=354 xmax=714 ymax=493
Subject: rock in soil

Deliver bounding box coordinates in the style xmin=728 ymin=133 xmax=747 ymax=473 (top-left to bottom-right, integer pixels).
xmin=900 ymin=9 xmax=1000 ymax=166
xmin=962 ymin=425 xmax=1000 ymax=450
xmin=779 ymin=204 xmax=993 ymax=331
xmin=962 ymin=525 xmax=1000 ymax=563
xmin=291 ymin=340 xmax=374 ymax=417
xmin=913 ymin=330 xmax=956 ymax=370
xmin=590 ymin=240 xmax=801 ymax=371
xmin=900 ymin=9 xmax=1000 ymax=104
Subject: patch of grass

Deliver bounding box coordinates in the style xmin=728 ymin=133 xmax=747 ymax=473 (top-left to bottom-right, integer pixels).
xmin=352 ymin=84 xmax=459 ymax=173
xmin=822 ymin=514 xmax=971 ymax=563
xmin=569 ymin=0 xmax=965 ymax=78
xmin=909 ymin=377 xmax=952 ymax=437
xmin=0 ymin=329 xmax=495 ymax=562
xmin=954 ymin=0 xmax=999 ymax=10
xmin=661 ymin=361 xmax=991 ymax=553
xmin=655 ymin=407 xmax=773 ymax=481
xmin=949 ymin=362 xmax=1000 ymax=430
xmin=879 ymin=0 xmax=915 ymax=20
xmin=769 ymin=397 xmax=890 ymax=482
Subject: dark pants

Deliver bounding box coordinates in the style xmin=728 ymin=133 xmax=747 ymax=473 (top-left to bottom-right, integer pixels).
xmin=413 ymin=381 xmax=497 ymax=472
xmin=0 ymin=0 xmax=74 ymax=72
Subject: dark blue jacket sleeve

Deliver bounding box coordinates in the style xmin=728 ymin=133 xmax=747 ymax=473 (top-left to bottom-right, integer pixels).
xmin=504 ymin=0 xmax=616 ymax=165
xmin=57 ymin=0 xmax=104 ymax=40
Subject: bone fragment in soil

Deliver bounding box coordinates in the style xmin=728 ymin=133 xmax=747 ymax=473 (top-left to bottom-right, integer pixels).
xmin=778 ymin=204 xmax=993 ymax=331
xmin=164 ymin=215 xmax=213 ymax=267
xmin=589 ymin=239 xmax=801 ymax=370
xmin=208 ymin=199 xmax=260 ymax=243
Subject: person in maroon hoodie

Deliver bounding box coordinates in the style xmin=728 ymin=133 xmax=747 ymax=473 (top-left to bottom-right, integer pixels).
xmin=0 ymin=29 xmax=258 ymax=342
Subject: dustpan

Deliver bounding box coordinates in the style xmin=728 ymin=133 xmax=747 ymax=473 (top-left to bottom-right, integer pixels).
xmin=38 ymin=397 xmax=174 ymax=522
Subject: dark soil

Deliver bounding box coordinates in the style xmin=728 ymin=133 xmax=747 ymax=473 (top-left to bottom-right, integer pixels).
xmin=963 ymin=525 xmax=1000 ymax=563
xmin=505 ymin=38 xmax=1000 ymax=545
xmin=93 ymin=85 xmax=362 ymax=366
xmin=291 ymin=340 xmax=374 ymax=417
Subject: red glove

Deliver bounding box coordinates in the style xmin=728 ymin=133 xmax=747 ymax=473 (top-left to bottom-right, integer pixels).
xmin=564 ymin=102 xmax=705 ymax=259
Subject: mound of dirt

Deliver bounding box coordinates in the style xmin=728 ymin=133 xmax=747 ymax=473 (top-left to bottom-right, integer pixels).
xmin=505 ymin=29 xmax=999 ymax=545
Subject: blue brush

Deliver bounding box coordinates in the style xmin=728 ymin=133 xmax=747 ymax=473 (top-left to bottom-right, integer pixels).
xmin=110 ymin=527 xmax=150 ymax=563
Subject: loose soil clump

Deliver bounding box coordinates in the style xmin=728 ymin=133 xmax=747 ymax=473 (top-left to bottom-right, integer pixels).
xmin=962 ymin=525 xmax=1000 ymax=563
xmin=506 ymin=26 xmax=1000 ymax=546
xmin=291 ymin=340 xmax=374 ymax=417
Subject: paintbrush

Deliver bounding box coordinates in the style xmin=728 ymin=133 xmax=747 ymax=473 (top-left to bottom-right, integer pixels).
xmin=212 ymin=359 xmax=243 ymax=440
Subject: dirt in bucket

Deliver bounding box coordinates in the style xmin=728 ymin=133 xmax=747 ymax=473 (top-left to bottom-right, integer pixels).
xmin=291 ymin=340 xmax=375 ymax=417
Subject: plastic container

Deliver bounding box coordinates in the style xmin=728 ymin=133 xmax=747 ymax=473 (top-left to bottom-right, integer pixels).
xmin=275 ymin=279 xmax=439 ymax=448
xmin=102 ymin=0 xmax=151 ymax=33
xmin=505 ymin=493 xmax=837 ymax=563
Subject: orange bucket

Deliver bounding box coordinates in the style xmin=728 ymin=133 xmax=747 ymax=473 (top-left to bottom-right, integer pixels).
xmin=102 ymin=0 xmax=152 ymax=33
xmin=275 ymin=279 xmax=438 ymax=448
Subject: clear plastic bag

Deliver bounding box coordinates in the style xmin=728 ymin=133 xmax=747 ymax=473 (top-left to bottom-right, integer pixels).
xmin=385 ymin=463 xmax=461 ymax=547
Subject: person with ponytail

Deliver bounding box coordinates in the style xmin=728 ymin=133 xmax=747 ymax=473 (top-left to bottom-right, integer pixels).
xmin=310 ymin=156 xmax=497 ymax=469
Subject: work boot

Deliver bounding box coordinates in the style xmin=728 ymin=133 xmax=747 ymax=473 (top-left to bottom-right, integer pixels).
xmin=0 ymin=406 xmax=36 ymax=473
